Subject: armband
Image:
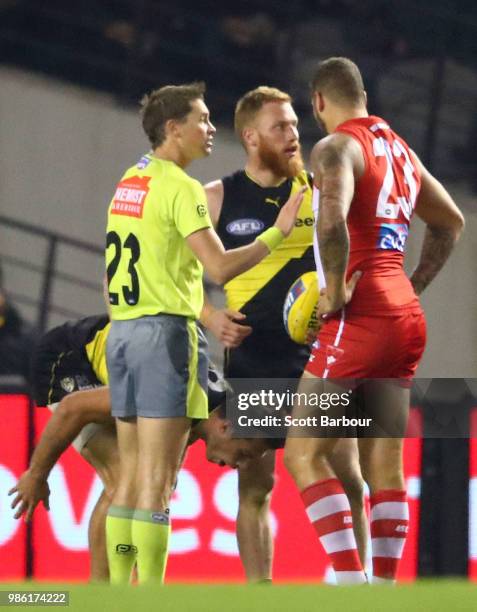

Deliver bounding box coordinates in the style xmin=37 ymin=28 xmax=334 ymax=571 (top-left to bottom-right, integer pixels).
xmin=256 ymin=227 xmax=284 ymax=252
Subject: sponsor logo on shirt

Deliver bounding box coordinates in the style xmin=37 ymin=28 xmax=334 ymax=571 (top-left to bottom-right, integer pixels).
xmin=295 ymin=217 xmax=314 ymax=227
xmin=111 ymin=176 xmax=150 ymax=219
xmin=196 ymin=204 xmax=207 ymax=217
xmin=226 ymin=218 xmax=265 ymax=236
xmin=136 ymin=155 xmax=151 ymax=170
xmin=60 ymin=377 xmax=76 ymax=393
xmin=264 ymin=197 xmax=281 ymax=207
xmin=377 ymin=223 xmax=409 ymax=252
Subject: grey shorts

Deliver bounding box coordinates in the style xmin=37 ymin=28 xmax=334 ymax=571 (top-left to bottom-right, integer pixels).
xmin=106 ymin=315 xmax=208 ymax=419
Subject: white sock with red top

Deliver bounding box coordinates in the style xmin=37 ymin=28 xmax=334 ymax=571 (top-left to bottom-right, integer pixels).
xmin=370 ymin=489 xmax=409 ymax=584
xmin=301 ymin=478 xmax=367 ymax=584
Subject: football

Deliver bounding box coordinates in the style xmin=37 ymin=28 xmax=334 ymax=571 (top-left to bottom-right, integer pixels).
xmin=283 ymin=271 xmax=320 ymax=344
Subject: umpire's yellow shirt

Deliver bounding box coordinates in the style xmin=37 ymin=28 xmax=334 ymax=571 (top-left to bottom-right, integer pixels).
xmin=106 ymin=153 xmax=211 ymax=320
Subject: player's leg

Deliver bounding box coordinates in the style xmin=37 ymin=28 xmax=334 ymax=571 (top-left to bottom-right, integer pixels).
xmin=105 ymin=317 xmax=141 ymax=585
xmin=106 ymin=316 xmax=207 ymax=584
xmin=79 ymin=422 xmax=119 ymax=582
xmin=329 ymin=439 xmax=367 ymax=567
xmin=237 ymin=450 xmax=276 ymax=582
xmin=283 ymin=371 xmax=366 ymax=584
xmin=223 ymin=336 xmax=289 ymax=582
xmin=358 ymin=383 xmax=410 ymax=584
xmin=87 ymin=490 xmax=111 ymax=581
xmin=50 ymin=387 xmax=118 ymax=581
xmin=133 ymin=416 xmax=191 ymax=584
xmin=106 ymin=417 xmax=138 ymax=585
xmin=129 ymin=318 xmax=208 ymax=584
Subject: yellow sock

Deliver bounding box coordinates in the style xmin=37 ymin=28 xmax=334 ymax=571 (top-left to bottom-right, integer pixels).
xmin=132 ymin=509 xmax=171 ymax=584
xmin=105 ymin=506 xmax=136 ymax=585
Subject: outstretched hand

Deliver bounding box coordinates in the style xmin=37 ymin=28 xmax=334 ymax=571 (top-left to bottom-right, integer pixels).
xmin=8 ymin=470 xmax=50 ymax=522
xmin=274 ymin=186 xmax=307 ymax=237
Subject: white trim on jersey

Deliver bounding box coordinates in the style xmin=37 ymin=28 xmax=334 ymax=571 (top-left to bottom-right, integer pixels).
xmin=370 ymin=122 xmax=390 ymax=132
xmin=312 ymin=186 xmax=326 ymax=289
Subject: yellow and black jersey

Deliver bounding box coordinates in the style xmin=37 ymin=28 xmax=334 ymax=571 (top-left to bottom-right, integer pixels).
xmin=32 ymin=314 xmax=110 ymax=406
xmin=32 ymin=314 xmax=228 ymax=412
xmin=217 ymin=169 xmax=315 ymax=333
xmin=217 ymin=170 xmax=315 ymax=379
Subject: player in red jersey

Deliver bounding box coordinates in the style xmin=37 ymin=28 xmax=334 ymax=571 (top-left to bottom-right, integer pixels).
xmin=284 ymin=57 xmax=465 ymax=584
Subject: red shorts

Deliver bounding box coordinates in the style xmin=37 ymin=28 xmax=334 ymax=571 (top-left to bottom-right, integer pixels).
xmin=305 ymin=308 xmax=426 ymax=380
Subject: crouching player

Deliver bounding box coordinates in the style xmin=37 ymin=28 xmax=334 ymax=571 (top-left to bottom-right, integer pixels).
xmin=9 ymin=314 xmax=270 ymax=581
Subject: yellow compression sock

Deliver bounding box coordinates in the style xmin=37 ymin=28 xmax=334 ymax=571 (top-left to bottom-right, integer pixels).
xmin=132 ymin=509 xmax=171 ymax=584
xmin=105 ymin=506 xmax=136 ymax=585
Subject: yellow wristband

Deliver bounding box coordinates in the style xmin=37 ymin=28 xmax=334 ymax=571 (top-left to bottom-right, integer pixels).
xmin=257 ymin=227 xmax=284 ymax=252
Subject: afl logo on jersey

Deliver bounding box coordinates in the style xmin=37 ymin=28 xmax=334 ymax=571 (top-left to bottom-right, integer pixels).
xmin=226 ymin=218 xmax=264 ymax=236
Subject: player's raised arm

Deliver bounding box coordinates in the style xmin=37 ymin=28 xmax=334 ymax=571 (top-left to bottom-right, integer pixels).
xmin=9 ymin=388 xmax=112 ymax=522
xmin=410 ymin=155 xmax=465 ymax=295
xmin=187 ymin=186 xmax=305 ymax=286
xmin=310 ymin=134 xmax=363 ymax=314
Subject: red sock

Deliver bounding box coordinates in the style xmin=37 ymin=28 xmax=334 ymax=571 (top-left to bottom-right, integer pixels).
xmin=370 ymin=489 xmax=409 ymax=583
xmin=301 ymin=478 xmax=366 ymax=584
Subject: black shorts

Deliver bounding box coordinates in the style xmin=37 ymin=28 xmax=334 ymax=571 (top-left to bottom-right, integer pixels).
xmin=224 ymin=329 xmax=309 ymax=380
xmin=32 ymin=326 xmax=102 ymax=407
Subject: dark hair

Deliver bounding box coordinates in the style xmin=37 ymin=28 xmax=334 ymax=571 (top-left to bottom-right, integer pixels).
xmin=140 ymin=82 xmax=206 ymax=148
xmin=310 ymin=57 xmax=365 ymax=106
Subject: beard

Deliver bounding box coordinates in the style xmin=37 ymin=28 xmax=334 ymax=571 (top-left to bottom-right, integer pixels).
xmin=257 ymin=136 xmax=304 ymax=179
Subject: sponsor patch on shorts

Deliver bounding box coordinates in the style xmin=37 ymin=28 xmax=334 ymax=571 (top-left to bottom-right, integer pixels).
xmin=325 ymin=344 xmax=344 ymax=367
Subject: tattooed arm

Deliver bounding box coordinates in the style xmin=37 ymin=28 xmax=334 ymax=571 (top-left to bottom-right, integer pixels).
xmin=310 ymin=134 xmax=364 ymax=314
xmin=410 ymin=155 xmax=465 ymax=295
